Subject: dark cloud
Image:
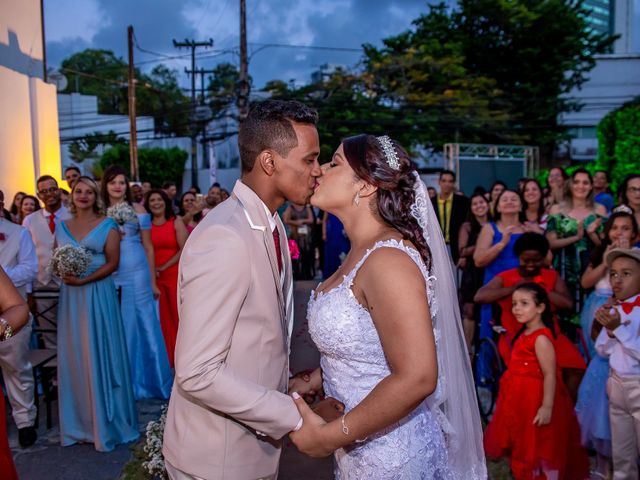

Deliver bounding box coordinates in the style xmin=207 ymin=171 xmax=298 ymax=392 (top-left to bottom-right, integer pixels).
xmin=45 ymin=0 xmax=434 ymax=87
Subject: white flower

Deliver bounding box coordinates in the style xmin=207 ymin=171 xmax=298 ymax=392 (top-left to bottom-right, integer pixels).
xmin=107 ymin=202 xmax=138 ymax=225
xmin=50 ymin=244 xmax=92 ymax=277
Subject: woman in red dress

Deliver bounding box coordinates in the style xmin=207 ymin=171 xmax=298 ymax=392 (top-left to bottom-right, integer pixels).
xmin=484 ymin=283 xmax=589 ymax=479
xmin=0 ymin=267 xmax=30 ymax=479
xmin=145 ymin=189 xmax=188 ymax=367
xmin=474 ymin=232 xmax=586 ymax=400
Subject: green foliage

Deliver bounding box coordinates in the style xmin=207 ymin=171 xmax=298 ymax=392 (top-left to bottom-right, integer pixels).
xmin=61 ymin=49 xmax=191 ymax=136
xmin=207 ymin=62 xmax=242 ymax=117
xmin=99 ymin=145 xmax=187 ymax=187
xmin=592 ymin=97 xmax=640 ymax=191
xmin=68 ymin=130 xmax=125 ymax=164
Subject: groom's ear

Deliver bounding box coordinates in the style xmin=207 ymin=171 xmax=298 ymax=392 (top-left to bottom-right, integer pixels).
xmin=256 ymin=150 xmax=276 ymax=177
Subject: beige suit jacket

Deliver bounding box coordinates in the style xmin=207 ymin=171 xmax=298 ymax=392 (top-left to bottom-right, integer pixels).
xmin=163 ymin=180 xmax=301 ymax=480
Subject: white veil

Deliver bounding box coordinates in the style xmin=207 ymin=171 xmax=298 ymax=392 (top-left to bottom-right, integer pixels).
xmin=410 ymin=172 xmax=487 ymax=479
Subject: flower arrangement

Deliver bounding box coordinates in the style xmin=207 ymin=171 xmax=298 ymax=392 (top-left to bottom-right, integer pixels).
xmin=50 ymin=244 xmax=92 ymax=278
xmin=288 ymin=238 xmax=300 ymax=260
xmin=107 ymin=202 xmax=138 ymax=225
xmin=141 ymin=405 xmax=169 ymax=479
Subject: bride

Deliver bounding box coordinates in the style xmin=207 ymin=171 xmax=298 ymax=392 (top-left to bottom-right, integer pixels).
xmin=289 ymin=134 xmax=486 ymax=479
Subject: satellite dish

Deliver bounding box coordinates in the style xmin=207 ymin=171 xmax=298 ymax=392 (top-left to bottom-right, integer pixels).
xmin=47 ymin=69 xmax=68 ymax=92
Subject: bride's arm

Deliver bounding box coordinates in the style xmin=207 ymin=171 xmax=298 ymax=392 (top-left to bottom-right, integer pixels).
xmin=291 ymin=248 xmax=437 ymax=456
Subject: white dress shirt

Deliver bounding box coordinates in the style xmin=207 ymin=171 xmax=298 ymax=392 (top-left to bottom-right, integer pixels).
xmin=596 ymin=293 xmax=640 ymax=377
xmin=22 ymin=205 xmax=71 ymax=286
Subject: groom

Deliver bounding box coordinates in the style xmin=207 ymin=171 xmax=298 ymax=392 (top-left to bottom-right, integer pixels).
xmin=162 ymin=100 xmax=322 ymax=480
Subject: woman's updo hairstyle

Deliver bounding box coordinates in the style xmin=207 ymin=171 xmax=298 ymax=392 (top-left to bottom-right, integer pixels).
xmin=342 ymin=134 xmax=431 ymax=269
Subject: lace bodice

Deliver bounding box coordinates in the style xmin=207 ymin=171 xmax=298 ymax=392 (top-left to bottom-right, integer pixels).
xmin=307 ymin=239 xmax=453 ymax=479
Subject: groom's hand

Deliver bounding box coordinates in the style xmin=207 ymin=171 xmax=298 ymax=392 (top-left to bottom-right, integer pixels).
xmin=289 ymin=393 xmax=334 ymax=458
xmin=312 ymin=397 xmax=344 ymax=423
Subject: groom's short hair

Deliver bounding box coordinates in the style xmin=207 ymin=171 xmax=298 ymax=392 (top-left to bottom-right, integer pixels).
xmin=238 ymin=99 xmax=318 ymax=172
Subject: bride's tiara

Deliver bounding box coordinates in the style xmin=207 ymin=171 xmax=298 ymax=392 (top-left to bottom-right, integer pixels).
xmin=375 ymin=135 xmax=400 ymax=171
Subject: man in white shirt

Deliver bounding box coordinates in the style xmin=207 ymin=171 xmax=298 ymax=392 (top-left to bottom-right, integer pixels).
xmin=595 ymin=248 xmax=640 ymax=480
xmin=23 ymin=175 xmax=71 ymax=348
xmin=0 ymin=202 xmax=39 ymax=447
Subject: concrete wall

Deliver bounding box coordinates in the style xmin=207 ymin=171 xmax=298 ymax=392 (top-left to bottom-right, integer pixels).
xmin=0 ymin=0 xmax=62 ymax=200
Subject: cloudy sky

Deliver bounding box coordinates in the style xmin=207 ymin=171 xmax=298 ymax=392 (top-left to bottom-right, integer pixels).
xmin=44 ymin=0 xmax=437 ymax=89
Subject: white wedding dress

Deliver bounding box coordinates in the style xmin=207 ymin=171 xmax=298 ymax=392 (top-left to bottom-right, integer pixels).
xmin=308 ymin=239 xmax=453 ymax=479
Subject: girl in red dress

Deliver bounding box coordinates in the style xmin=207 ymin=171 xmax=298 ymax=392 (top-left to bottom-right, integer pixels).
xmin=484 ymin=283 xmax=589 ymax=479
xmin=145 ymin=189 xmax=188 ymax=367
xmin=474 ymin=233 xmax=586 ymax=400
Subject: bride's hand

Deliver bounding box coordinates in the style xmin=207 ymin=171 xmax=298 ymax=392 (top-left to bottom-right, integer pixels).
xmin=289 ymin=393 xmax=335 ymax=458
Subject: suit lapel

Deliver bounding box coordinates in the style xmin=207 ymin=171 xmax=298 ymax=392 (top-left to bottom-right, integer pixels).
xmin=232 ymin=181 xmax=286 ymax=326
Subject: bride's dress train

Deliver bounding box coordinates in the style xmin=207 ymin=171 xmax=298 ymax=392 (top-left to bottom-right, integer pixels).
xmin=308 ymin=239 xmax=452 ymax=479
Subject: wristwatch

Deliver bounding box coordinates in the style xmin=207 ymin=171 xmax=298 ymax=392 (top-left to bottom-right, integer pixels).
xmin=0 ymin=317 xmax=13 ymax=341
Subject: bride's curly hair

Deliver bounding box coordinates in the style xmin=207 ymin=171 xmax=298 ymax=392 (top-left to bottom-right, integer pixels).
xmin=342 ymin=134 xmax=432 ymax=269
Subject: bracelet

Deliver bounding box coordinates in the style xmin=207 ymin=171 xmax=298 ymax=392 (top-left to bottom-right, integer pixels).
xmin=340 ymin=413 xmax=368 ymax=444
xmin=0 ymin=318 xmax=13 ymax=342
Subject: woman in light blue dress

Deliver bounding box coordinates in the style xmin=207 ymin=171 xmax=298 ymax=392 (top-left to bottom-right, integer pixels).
xmin=101 ymin=166 xmax=172 ymax=399
xmin=56 ymin=176 xmax=139 ymax=452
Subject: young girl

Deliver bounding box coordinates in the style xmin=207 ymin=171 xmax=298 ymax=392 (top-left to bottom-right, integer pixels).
xmin=484 ymin=283 xmax=589 ymax=480
xmin=576 ymin=209 xmax=638 ymax=477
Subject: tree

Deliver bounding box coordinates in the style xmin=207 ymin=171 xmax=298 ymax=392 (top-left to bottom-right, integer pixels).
xmin=60 ymin=49 xmax=191 ymax=137
xmin=99 ymin=144 xmax=188 ymax=187
xmin=592 ymin=97 xmax=640 ymax=191
xmin=68 ymin=130 xmax=126 ymax=165
xmin=207 ymin=62 xmax=243 ymax=118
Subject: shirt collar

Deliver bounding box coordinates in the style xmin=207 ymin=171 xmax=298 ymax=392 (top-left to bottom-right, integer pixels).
xmin=259 ymin=199 xmax=277 ymax=232
xmin=42 ymin=205 xmax=66 ymax=218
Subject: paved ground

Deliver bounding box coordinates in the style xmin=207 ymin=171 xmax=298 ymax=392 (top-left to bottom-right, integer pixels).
xmin=8 ymin=280 xmax=332 ymax=479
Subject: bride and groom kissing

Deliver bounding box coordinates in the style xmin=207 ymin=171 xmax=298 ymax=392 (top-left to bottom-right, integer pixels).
xmin=162 ymin=99 xmax=487 ymax=480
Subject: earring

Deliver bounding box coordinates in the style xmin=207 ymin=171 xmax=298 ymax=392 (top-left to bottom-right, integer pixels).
xmin=353 ymin=191 xmax=360 ymax=206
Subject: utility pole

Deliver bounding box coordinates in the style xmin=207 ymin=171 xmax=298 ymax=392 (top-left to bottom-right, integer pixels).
xmin=173 ymin=38 xmax=213 ymax=188
xmin=127 ymin=25 xmax=139 ymax=181
xmin=237 ymin=0 xmax=250 ymax=121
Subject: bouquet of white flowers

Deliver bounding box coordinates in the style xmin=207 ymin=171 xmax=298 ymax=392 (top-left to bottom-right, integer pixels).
xmin=107 ymin=202 xmax=138 ymax=225
xmin=142 ymin=405 xmax=169 ymax=479
xmin=50 ymin=244 xmax=92 ymax=278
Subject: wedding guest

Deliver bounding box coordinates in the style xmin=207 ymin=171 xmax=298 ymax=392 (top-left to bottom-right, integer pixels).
xmin=141 ymin=181 xmax=152 ymax=196
xmin=427 ymin=186 xmax=437 ymax=200
xmin=18 ymin=195 xmax=40 ymax=225
xmin=457 ymin=193 xmax=490 ymax=353
xmin=484 ymin=284 xmax=589 ymax=479
xmin=179 ymin=191 xmax=204 ymax=234
xmin=322 ymin=212 xmax=350 ymax=279
xmin=0 ymin=208 xmax=38 ymax=447
xmin=546 ymin=166 xmax=568 ymax=208
xmin=101 ymin=166 xmax=172 ymax=399
xmin=431 ymin=170 xmax=470 ymax=263
xmin=283 ymin=203 xmax=314 ymax=280
xmin=474 ymin=189 xmax=525 ymax=340
xmin=521 ymin=178 xmax=547 ymax=234
xmin=595 ymin=248 xmax=640 ymax=479
xmin=130 ymin=182 xmax=144 ymax=203
xmin=188 ymin=185 xmax=201 ymax=195
xmin=9 ymin=192 xmax=25 ymax=223
xmin=474 ymin=233 xmax=585 ymax=401
xmin=220 ymin=188 xmax=230 ymax=202
xmin=593 ymin=170 xmax=615 ymax=213
xmin=488 ymin=180 xmax=507 ymax=216
xmin=204 ymin=183 xmax=223 ymax=210
xmin=63 ymin=166 xmax=80 ymax=191
xmin=23 ymin=175 xmax=72 ymax=348
xmin=576 ymin=209 xmax=637 ymax=478
xmin=619 ymin=174 xmax=640 ymax=242
xmin=162 ymin=181 xmax=180 ymax=214
xmin=59 ymin=188 xmax=70 ymax=207
xmin=546 ymin=168 xmax=607 ymax=322
xmin=145 ymin=189 xmax=188 ymax=367
xmin=0 ymin=267 xmax=29 ymax=479
xmin=56 ymin=176 xmax=138 ymax=452
xmin=0 ymin=191 xmax=12 ymax=221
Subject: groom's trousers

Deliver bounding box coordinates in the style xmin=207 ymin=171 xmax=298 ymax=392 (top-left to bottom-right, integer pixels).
xmin=166 ymin=460 xmax=277 ymax=480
